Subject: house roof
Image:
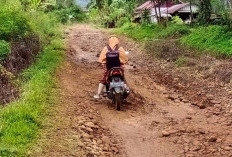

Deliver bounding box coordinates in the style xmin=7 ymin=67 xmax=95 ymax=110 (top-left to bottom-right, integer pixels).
xmin=136 ymin=1 xmax=154 ymax=12
xmin=136 ymin=0 xmax=174 ymax=12
xmin=136 ymin=1 xmax=196 ymax=15
xmin=162 ymin=3 xmax=189 ymax=14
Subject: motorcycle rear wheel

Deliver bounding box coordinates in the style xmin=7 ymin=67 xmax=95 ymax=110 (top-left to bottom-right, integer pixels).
xmin=115 ymin=93 xmax=122 ymax=111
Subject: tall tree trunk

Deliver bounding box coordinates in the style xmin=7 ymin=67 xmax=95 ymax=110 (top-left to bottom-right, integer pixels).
xmin=158 ymin=0 xmax=161 ymax=22
xmin=190 ymin=0 xmax=193 ymax=27
xmin=198 ymin=0 xmax=212 ymax=25
xmin=228 ymin=0 xmax=232 ymax=11
xmin=152 ymin=0 xmax=159 ymax=23
xmin=166 ymin=0 xmax=169 ymax=22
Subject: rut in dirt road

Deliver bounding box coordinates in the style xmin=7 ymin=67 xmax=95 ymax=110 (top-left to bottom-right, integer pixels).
xmin=32 ymin=24 xmax=232 ymax=157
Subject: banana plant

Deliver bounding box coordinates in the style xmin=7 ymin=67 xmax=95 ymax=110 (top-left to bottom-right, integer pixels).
xmin=30 ymin=0 xmax=42 ymax=10
xmin=30 ymin=0 xmax=56 ymax=10
xmin=40 ymin=0 xmax=57 ymax=9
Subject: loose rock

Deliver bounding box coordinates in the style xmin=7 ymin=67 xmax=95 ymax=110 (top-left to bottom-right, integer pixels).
xmin=162 ymin=130 xmax=170 ymax=137
xmin=224 ymin=146 xmax=232 ymax=151
xmin=208 ymin=136 xmax=217 ymax=142
xmin=102 ymin=136 xmax=111 ymax=144
xmin=168 ymin=94 xmax=179 ymax=100
xmin=91 ymin=151 xmax=101 ymax=156
xmin=97 ymin=140 xmax=103 ymax=145
xmin=192 ymin=145 xmax=201 ymax=151
xmin=198 ymin=103 xmax=206 ymax=109
xmin=112 ymin=147 xmax=119 ymax=153
xmin=211 ymin=100 xmax=221 ymax=104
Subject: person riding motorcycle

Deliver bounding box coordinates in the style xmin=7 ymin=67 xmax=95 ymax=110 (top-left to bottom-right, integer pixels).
xmin=94 ymin=36 xmax=128 ymax=99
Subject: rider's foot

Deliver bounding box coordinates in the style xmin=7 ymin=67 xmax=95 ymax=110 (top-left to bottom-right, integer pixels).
xmin=93 ymin=94 xmax=100 ymax=99
xmin=94 ymin=83 xmax=105 ymax=99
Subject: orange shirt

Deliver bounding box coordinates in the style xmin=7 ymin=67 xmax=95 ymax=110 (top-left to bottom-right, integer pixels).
xmin=98 ymin=37 xmax=128 ymax=64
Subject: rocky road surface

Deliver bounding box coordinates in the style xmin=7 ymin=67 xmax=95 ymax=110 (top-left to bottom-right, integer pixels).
xmin=31 ymin=24 xmax=232 ymax=157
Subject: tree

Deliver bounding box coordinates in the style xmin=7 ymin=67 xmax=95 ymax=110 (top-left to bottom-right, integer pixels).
xmin=151 ymin=0 xmax=160 ymax=23
xmin=198 ymin=0 xmax=212 ymax=25
xmin=142 ymin=9 xmax=151 ymax=23
xmin=189 ymin=0 xmax=193 ymax=26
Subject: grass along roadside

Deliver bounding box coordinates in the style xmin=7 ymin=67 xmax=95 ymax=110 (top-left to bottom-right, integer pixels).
xmin=0 ymin=37 xmax=65 ymax=156
xmin=114 ymin=23 xmax=232 ymax=58
xmin=113 ymin=23 xmax=190 ymax=41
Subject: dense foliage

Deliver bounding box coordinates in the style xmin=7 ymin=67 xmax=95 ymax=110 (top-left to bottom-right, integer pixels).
xmin=198 ymin=0 xmax=212 ymax=25
xmin=0 ymin=0 xmax=84 ymax=156
xmin=0 ymin=8 xmax=31 ymax=41
xmin=115 ymin=22 xmax=190 ymax=40
xmin=53 ymin=5 xmax=86 ymax=23
xmin=0 ymin=41 xmax=10 ymax=60
xmin=181 ymin=25 xmax=232 ymax=56
xmin=107 ymin=0 xmax=232 ymax=57
xmin=88 ymin=0 xmax=136 ymax=27
xmin=0 ymin=0 xmax=85 ymax=60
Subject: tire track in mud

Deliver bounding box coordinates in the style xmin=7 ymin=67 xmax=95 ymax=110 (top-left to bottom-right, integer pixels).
xmin=31 ymin=24 xmax=232 ymax=157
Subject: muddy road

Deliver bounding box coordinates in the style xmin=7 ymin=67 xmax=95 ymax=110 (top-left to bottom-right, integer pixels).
xmin=32 ymin=25 xmax=232 ymax=157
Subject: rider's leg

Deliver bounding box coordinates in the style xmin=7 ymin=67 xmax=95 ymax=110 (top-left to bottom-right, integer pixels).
xmin=94 ymin=66 xmax=108 ymax=99
xmin=94 ymin=83 xmax=105 ymax=99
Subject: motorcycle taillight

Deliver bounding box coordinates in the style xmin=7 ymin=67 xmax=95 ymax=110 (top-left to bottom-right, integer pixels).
xmin=112 ymin=71 xmax=120 ymax=75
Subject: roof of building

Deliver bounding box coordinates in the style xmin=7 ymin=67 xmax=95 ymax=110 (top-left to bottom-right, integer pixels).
xmin=163 ymin=3 xmax=189 ymax=14
xmin=136 ymin=1 xmax=196 ymax=15
xmin=136 ymin=1 xmax=154 ymax=12
xmin=136 ymin=0 xmax=174 ymax=12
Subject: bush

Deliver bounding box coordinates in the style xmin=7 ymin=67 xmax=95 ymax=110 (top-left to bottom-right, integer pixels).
xmin=116 ymin=22 xmax=190 ymax=40
xmin=116 ymin=23 xmax=161 ymax=41
xmin=171 ymin=16 xmax=184 ymax=25
xmin=0 ymin=37 xmax=64 ymax=156
xmin=88 ymin=8 xmax=101 ymax=24
xmin=158 ymin=24 xmax=190 ymax=38
xmin=53 ymin=5 xmax=85 ymax=24
xmin=181 ymin=25 xmax=232 ymax=57
xmin=0 ymin=40 xmax=10 ymax=60
xmin=0 ymin=8 xmax=31 ymax=41
xmin=116 ymin=17 xmax=130 ymax=28
xmin=28 ymin=12 xmax=61 ymax=44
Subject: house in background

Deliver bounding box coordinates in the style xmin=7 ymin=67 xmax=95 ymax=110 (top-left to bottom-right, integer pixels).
xmin=135 ymin=0 xmax=198 ymax=23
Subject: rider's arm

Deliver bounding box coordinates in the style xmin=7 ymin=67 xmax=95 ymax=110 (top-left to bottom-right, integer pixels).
xmin=98 ymin=47 xmax=108 ymax=64
xmin=119 ymin=47 xmax=128 ymax=64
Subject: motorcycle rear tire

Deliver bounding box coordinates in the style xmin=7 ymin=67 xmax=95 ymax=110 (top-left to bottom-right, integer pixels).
xmin=115 ymin=93 xmax=122 ymax=111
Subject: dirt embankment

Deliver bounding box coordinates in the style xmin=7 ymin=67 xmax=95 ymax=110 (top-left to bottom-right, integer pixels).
xmin=0 ymin=36 xmax=40 ymax=105
xmin=31 ymin=24 xmax=232 ymax=157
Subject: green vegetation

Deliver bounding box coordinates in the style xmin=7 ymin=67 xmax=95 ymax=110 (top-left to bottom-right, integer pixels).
xmin=89 ymin=0 xmax=232 ymax=58
xmin=115 ymin=23 xmax=190 ymax=41
xmin=181 ymin=25 xmax=232 ymax=57
xmin=0 ymin=7 xmax=31 ymax=41
xmin=0 ymin=0 xmax=84 ymax=156
xmin=0 ymin=39 xmax=64 ymax=156
xmin=0 ymin=41 xmax=10 ymax=60
xmin=88 ymin=0 xmax=136 ymax=27
xmin=198 ymin=0 xmax=212 ymax=25
xmin=116 ymin=22 xmax=232 ymax=57
xmin=53 ymin=5 xmax=86 ymax=24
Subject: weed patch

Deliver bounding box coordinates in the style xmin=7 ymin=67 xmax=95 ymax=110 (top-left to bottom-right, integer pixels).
xmin=0 ymin=38 xmax=64 ymax=156
xmin=181 ymin=25 xmax=232 ymax=57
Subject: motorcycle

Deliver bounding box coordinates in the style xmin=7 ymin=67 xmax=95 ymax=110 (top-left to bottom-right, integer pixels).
xmin=104 ymin=67 xmax=130 ymax=111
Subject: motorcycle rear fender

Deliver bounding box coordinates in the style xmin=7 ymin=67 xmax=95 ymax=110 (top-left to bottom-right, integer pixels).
xmin=114 ymin=87 xmax=122 ymax=94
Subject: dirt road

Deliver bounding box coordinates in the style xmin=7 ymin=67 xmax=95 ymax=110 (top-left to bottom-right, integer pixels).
xmin=32 ymin=24 xmax=232 ymax=157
